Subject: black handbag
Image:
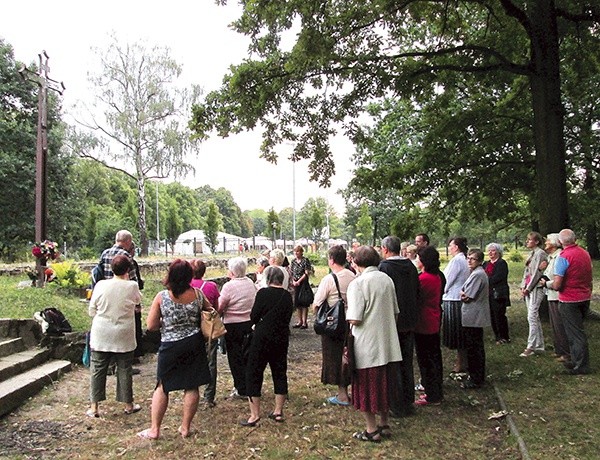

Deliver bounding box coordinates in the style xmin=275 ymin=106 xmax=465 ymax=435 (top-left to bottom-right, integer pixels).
xmin=313 ymin=274 xmax=346 ymax=338
xmin=296 ymin=279 xmax=314 ymax=306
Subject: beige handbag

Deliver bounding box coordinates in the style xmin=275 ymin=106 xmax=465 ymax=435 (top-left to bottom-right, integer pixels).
xmin=195 ymin=288 xmax=227 ymax=343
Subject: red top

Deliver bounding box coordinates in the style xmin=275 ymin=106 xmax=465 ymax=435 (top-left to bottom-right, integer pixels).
xmin=415 ymin=271 xmax=443 ymax=335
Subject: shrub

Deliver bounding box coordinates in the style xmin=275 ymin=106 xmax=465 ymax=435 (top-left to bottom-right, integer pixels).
xmin=49 ymin=260 xmax=91 ymax=289
xmin=506 ymin=249 xmax=524 ymax=263
xmin=305 ymin=251 xmax=327 ymax=267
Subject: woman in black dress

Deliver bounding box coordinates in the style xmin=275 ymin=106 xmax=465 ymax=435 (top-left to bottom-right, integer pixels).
xmin=291 ymin=245 xmax=312 ymax=329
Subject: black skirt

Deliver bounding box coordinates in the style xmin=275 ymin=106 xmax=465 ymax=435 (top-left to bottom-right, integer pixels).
xmin=442 ymin=301 xmax=466 ymax=349
xmin=157 ymin=332 xmax=211 ymax=393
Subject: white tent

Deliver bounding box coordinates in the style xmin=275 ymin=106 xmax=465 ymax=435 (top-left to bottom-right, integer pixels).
xmin=326 ymin=238 xmax=349 ymax=248
xmin=174 ymin=230 xmax=245 ymax=255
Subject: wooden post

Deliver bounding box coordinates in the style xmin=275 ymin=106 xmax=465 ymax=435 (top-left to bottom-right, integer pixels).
xmin=19 ymin=51 xmax=65 ymax=288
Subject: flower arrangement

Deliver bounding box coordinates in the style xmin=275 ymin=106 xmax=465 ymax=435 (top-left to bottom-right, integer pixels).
xmin=32 ymin=240 xmax=60 ymax=260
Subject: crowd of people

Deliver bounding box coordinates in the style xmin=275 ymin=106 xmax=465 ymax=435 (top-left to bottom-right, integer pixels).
xmin=86 ymin=228 xmax=593 ymax=442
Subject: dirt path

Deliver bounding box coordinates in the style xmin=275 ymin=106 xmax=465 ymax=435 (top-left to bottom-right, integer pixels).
xmin=0 ymin=326 xmax=322 ymax=459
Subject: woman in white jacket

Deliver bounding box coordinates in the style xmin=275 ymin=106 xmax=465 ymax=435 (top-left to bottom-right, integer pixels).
xmin=88 ymin=254 xmax=141 ymax=418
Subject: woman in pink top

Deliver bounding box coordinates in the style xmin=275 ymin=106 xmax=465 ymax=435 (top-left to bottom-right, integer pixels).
xmin=191 ymin=259 xmax=221 ymax=407
xmin=218 ymin=257 xmax=257 ymax=398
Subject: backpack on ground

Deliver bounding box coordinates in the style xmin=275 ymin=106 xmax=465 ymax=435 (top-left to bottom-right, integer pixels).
xmin=37 ymin=307 xmax=72 ymax=335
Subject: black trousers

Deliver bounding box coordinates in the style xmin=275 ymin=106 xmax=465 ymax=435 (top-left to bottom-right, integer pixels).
xmin=463 ymin=327 xmax=486 ymax=385
xmin=389 ymin=330 xmax=415 ymax=416
xmin=489 ymin=297 xmax=510 ymax=342
xmin=134 ymin=311 xmax=144 ymax=357
xmin=224 ymin=321 xmax=253 ymax=396
xmin=414 ymin=332 xmax=444 ymax=403
xmin=246 ymin=337 xmax=289 ymax=397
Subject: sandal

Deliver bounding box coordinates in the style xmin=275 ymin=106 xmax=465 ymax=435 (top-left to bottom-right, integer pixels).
xmin=124 ymin=403 xmax=141 ymax=415
xmin=377 ymin=425 xmax=392 ymax=438
xmin=268 ymin=412 xmax=284 ymax=422
xmin=85 ymin=409 xmax=99 ymax=418
xmin=137 ymin=429 xmax=159 ymax=440
xmin=352 ymin=430 xmax=381 ymax=443
xmin=292 ymin=323 xmax=302 ymax=328
xmin=239 ymin=417 xmax=260 ymax=427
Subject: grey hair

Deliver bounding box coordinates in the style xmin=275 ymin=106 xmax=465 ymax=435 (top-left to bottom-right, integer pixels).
xmin=257 ymin=256 xmax=270 ymax=268
xmin=558 ymin=229 xmax=576 ymax=246
xmin=228 ymin=257 xmax=248 ymax=278
xmin=115 ymin=229 xmax=132 ymax=244
xmin=269 ymin=248 xmax=286 ymax=266
xmin=546 ymin=233 xmax=562 ymax=248
xmin=264 ymin=266 xmax=284 ymax=286
xmin=381 ymin=235 xmax=401 ymax=254
xmin=486 ymin=243 xmax=504 ymax=257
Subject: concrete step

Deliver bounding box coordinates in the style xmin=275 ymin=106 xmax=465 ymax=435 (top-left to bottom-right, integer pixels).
xmin=0 ymin=359 xmax=72 ymax=417
xmin=0 ymin=319 xmax=42 ymax=348
xmin=0 ymin=338 xmax=26 ymax=358
xmin=0 ymin=348 xmax=53 ymax=382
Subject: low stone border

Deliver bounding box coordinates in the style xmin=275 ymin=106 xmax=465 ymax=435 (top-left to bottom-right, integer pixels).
xmin=493 ymin=383 xmax=532 ymax=460
xmin=1 ymin=258 xmax=258 ymax=278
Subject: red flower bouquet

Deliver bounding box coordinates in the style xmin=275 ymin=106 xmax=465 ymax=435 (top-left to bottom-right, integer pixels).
xmin=32 ymin=240 xmax=60 ymax=260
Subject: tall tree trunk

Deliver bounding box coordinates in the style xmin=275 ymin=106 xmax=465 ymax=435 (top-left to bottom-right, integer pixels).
xmin=137 ymin=176 xmax=148 ymax=256
xmin=528 ymin=1 xmax=569 ymax=235
xmin=585 ymin=223 xmax=599 ymax=259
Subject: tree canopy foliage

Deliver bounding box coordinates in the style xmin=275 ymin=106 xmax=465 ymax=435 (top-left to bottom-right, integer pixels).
xmin=191 ymin=1 xmax=600 ymax=236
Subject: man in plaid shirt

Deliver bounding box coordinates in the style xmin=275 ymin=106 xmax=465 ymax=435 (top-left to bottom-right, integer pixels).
xmin=99 ymin=230 xmax=138 ymax=282
xmin=96 ymin=230 xmax=142 ymax=371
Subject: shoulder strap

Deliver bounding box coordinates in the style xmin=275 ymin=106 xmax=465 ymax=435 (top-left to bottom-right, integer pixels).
xmin=193 ymin=288 xmax=205 ymax=310
xmin=331 ymin=273 xmax=342 ymax=298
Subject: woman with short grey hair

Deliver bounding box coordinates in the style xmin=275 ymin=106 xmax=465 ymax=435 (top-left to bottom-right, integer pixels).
xmin=218 ymin=257 xmax=257 ymax=399
xmin=254 ymin=256 xmax=270 ymax=288
xmin=483 ymin=243 xmax=511 ymax=345
xmin=269 ymin=248 xmax=291 ymax=290
xmin=228 ymin=257 xmax=248 ymax=279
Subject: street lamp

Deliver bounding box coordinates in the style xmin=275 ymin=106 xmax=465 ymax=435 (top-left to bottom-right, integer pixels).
xmin=284 ymin=141 xmax=297 ymax=244
xmin=292 ymin=159 xmax=296 ymax=244
xmin=272 ymin=221 xmax=277 ymax=248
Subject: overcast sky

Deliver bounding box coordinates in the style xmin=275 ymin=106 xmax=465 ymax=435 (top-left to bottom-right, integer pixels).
xmin=1 ymin=0 xmax=355 ymax=215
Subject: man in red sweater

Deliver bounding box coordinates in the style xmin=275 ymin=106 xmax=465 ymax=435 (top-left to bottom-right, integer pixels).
xmin=552 ymin=229 xmax=593 ymax=375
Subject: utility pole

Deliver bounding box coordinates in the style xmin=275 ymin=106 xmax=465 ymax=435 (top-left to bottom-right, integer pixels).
xmin=19 ymin=51 xmax=65 ymax=287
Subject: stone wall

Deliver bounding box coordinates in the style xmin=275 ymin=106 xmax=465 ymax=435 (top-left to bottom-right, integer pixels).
xmin=2 ymin=258 xmax=257 ymax=280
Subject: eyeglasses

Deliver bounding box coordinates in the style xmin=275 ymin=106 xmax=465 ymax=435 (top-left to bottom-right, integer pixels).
xmin=467 ymin=257 xmax=480 ymax=261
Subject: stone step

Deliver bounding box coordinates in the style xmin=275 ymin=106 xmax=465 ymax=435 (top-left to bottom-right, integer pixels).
xmin=0 ymin=348 xmax=53 ymax=382
xmin=0 ymin=319 xmax=43 ymax=348
xmin=0 ymin=338 xmax=26 ymax=358
xmin=0 ymin=359 xmax=72 ymax=418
